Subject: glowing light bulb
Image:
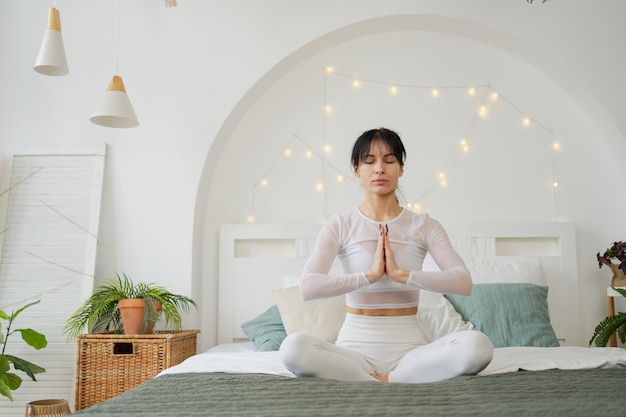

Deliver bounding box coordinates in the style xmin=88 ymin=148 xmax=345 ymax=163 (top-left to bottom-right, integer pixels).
xmin=389 ymin=85 xmax=398 ymax=95
xmin=460 ymin=139 xmax=470 ymax=153
xmin=552 ymin=142 xmax=561 ymax=151
xmin=438 ymin=172 xmax=448 ymax=187
xmin=325 ymin=105 xmax=333 ymax=114
xmin=284 ymin=148 xmax=292 ymax=157
xmin=431 ymin=88 xmax=440 ymax=98
xmin=315 ymin=182 xmax=325 ymax=191
xmin=323 ymin=145 xmax=332 ymax=154
xmin=490 ymin=92 xmax=499 ymax=101
xmin=259 ymin=178 xmax=268 ymax=187
xmin=478 ymin=106 xmax=488 ymax=117
xmin=352 ymin=79 xmax=361 ymax=88
xmin=337 ymin=175 xmax=344 ymax=183
xmin=324 ymin=66 xmax=334 ymax=74
xmin=247 ymin=215 xmax=255 ymax=223
xmin=468 ymin=87 xmax=476 ymax=96
xmin=305 ymin=150 xmax=313 ymax=159
xmin=552 ymin=181 xmax=559 ymax=188
xmin=522 ymin=117 xmax=532 ymax=127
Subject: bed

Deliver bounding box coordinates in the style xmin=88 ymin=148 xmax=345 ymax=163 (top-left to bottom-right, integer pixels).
xmin=74 ymin=221 xmax=626 ymax=417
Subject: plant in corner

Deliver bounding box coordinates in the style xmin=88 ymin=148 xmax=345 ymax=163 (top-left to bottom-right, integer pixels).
xmin=589 ymin=287 xmax=626 ymax=347
xmin=596 ymin=241 xmax=626 ymax=276
xmin=0 ymin=300 xmax=48 ymax=401
xmin=589 ymin=242 xmax=626 ymax=347
xmin=63 ymin=273 xmax=198 ymax=340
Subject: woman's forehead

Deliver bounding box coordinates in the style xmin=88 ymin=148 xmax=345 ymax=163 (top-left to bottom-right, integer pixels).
xmin=368 ymin=140 xmax=392 ymax=155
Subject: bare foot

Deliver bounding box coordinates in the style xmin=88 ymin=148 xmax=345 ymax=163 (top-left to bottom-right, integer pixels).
xmin=370 ymin=374 xmax=389 ymax=383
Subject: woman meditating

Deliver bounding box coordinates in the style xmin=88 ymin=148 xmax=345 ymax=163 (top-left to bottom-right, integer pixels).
xmin=280 ymin=127 xmax=493 ymax=383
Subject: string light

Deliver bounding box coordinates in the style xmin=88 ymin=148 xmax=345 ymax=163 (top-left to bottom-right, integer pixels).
xmin=459 ymin=139 xmax=470 ymax=153
xmin=438 ymin=172 xmax=448 ymax=187
xmin=245 ymin=70 xmax=561 ymax=223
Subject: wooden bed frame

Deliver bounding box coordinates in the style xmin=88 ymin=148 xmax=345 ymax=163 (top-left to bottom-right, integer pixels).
xmin=218 ymin=221 xmax=581 ymax=346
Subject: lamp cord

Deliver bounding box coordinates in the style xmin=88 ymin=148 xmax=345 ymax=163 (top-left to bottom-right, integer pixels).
xmin=116 ymin=0 xmax=121 ymax=75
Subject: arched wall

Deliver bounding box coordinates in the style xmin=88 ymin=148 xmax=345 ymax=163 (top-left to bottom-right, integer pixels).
xmin=192 ymin=15 xmax=626 ymax=350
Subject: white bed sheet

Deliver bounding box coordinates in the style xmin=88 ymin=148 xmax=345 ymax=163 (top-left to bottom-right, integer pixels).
xmin=158 ymin=344 xmax=626 ymax=378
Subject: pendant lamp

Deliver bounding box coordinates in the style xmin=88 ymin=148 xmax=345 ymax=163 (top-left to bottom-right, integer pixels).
xmin=90 ymin=1 xmax=139 ymax=128
xmin=34 ymin=7 xmax=69 ymax=76
xmin=89 ymin=75 xmax=139 ymax=128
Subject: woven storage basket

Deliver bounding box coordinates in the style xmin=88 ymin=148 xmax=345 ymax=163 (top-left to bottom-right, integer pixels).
xmin=25 ymin=399 xmax=70 ymax=417
xmin=75 ymin=330 xmax=199 ymax=410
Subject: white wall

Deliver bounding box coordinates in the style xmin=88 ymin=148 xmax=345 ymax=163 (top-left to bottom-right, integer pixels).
xmin=0 ymin=0 xmax=625 ymax=407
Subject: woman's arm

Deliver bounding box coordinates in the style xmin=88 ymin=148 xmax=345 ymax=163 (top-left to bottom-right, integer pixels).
xmin=384 ymin=217 xmax=471 ymax=296
xmin=406 ymin=218 xmax=472 ymax=295
xmin=299 ymin=217 xmax=370 ymax=301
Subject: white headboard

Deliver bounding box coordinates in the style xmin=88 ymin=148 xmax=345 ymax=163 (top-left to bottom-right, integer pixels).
xmin=218 ymin=221 xmax=581 ymax=346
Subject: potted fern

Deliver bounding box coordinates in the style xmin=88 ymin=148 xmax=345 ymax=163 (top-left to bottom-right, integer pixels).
xmin=589 ymin=242 xmax=626 ymax=347
xmin=589 ymin=287 xmax=626 ymax=347
xmin=0 ymin=300 xmax=47 ymax=401
xmin=63 ymin=273 xmax=197 ymax=340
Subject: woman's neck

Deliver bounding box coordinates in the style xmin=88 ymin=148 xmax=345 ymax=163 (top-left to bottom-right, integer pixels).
xmin=358 ymin=196 xmax=403 ymax=222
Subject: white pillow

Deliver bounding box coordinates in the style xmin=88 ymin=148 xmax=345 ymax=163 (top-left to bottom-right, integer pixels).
xmin=273 ymin=286 xmax=346 ymax=343
xmin=418 ymin=290 xmax=473 ymax=341
xmin=423 ymin=254 xmax=546 ymax=285
xmin=467 ymin=256 xmax=546 ymax=285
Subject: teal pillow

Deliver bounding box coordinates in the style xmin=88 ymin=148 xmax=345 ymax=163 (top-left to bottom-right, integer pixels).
xmin=240 ymin=305 xmax=287 ymax=351
xmin=445 ymin=283 xmax=559 ymax=348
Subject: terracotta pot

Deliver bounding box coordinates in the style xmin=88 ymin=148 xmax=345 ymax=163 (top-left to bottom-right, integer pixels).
xmin=610 ymin=263 xmax=626 ymax=287
xmin=118 ymin=299 xmax=162 ymax=335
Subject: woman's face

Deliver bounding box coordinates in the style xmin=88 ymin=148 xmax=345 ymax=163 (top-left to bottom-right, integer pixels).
xmin=354 ymin=140 xmax=404 ymax=196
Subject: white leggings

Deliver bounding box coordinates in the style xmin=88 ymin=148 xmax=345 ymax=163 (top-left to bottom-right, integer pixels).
xmin=280 ymin=313 xmax=494 ymax=383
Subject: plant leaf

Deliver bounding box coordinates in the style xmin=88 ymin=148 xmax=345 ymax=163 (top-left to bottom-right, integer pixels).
xmin=0 ymin=309 xmax=9 ymax=320
xmin=9 ymin=300 xmax=41 ymax=321
xmin=16 ymin=328 xmax=48 ymax=350
xmin=0 ymin=375 xmax=14 ymax=401
xmin=4 ymin=355 xmax=45 ymax=381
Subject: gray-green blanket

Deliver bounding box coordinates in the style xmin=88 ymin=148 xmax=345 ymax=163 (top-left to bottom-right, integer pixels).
xmin=73 ymin=369 xmax=625 ymax=417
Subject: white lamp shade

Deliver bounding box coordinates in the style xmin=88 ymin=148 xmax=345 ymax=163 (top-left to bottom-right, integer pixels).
xmin=90 ymin=76 xmax=139 ymax=128
xmin=34 ymin=7 xmax=69 ymax=76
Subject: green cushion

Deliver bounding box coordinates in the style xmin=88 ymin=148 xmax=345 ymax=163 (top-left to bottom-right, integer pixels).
xmin=445 ymin=283 xmax=559 ymax=348
xmin=240 ymin=304 xmax=287 ymax=351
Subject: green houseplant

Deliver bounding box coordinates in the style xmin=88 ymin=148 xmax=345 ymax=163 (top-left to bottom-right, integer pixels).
xmin=63 ymin=273 xmax=198 ymax=340
xmin=589 ymin=287 xmax=626 ymax=347
xmin=0 ymin=300 xmax=48 ymax=401
xmin=589 ymin=242 xmax=626 ymax=346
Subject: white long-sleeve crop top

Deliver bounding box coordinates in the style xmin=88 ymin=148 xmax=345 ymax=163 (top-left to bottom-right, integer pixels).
xmin=300 ymin=208 xmax=472 ymax=309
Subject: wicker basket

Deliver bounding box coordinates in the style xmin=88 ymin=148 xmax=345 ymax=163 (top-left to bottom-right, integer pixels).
xmin=25 ymin=399 xmax=70 ymax=417
xmin=75 ymin=330 xmax=199 ymax=410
